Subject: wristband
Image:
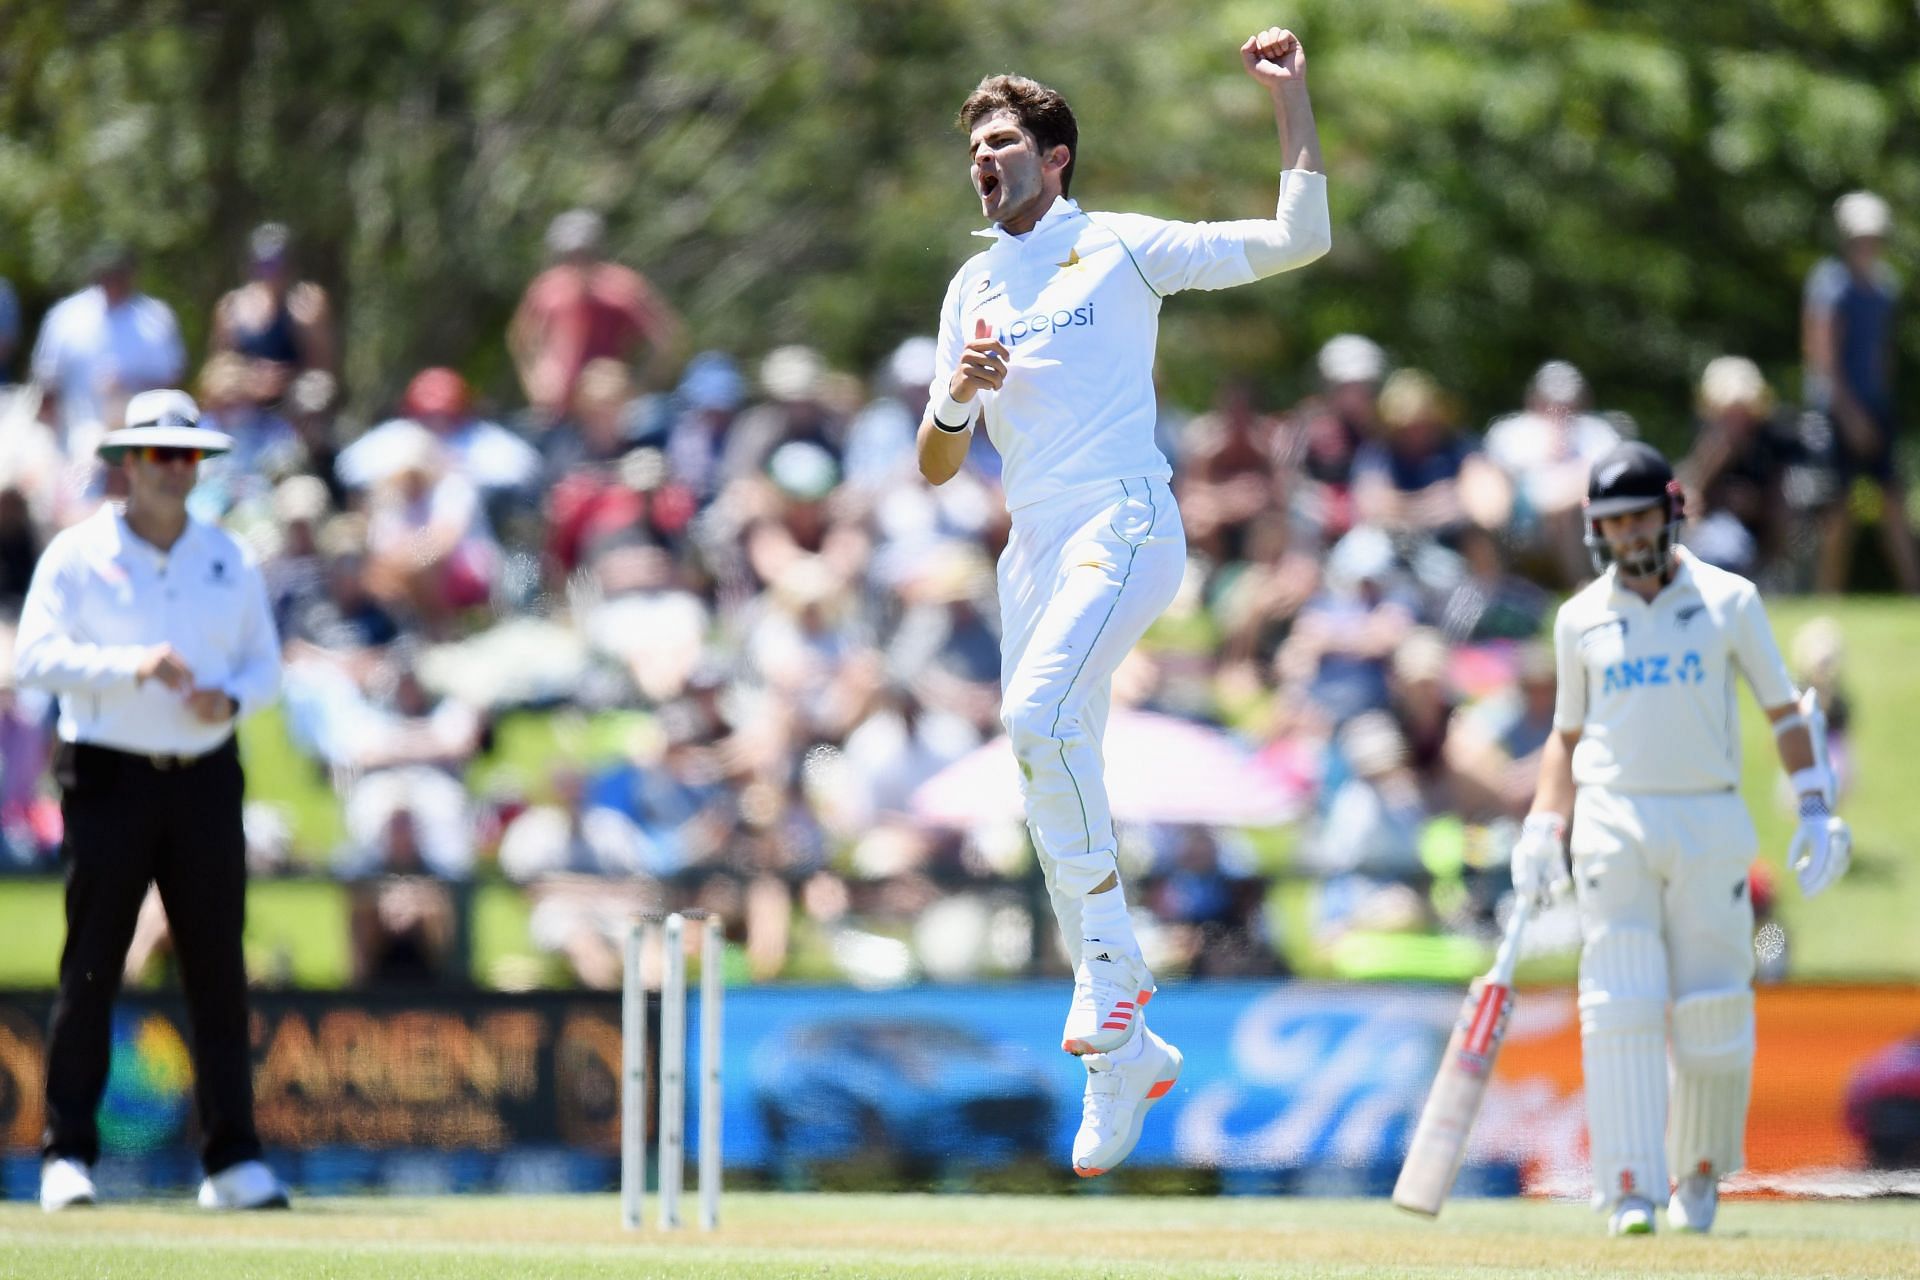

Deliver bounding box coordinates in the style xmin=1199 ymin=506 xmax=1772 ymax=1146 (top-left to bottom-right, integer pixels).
xmin=1791 ymin=765 xmax=1832 ymax=802
xmin=932 ymin=388 xmax=974 ymax=433
xmin=1770 ymin=712 xmax=1806 ymax=739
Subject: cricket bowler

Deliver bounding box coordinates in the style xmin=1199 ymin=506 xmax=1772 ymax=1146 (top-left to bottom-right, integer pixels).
xmin=1512 ymin=439 xmax=1852 ymax=1235
xmin=916 ymin=26 xmax=1330 ymax=1176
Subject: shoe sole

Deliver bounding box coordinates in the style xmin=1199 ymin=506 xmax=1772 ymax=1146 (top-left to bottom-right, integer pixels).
xmin=42 ymin=1195 xmax=95 ymax=1212
xmin=1062 ymin=988 xmax=1154 ymax=1056
xmin=1074 ymin=1041 xmax=1183 ymax=1179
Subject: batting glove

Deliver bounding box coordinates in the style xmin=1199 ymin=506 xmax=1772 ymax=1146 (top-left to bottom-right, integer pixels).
xmin=1510 ymin=812 xmax=1570 ymax=907
xmin=1789 ymin=790 xmax=1851 ymax=899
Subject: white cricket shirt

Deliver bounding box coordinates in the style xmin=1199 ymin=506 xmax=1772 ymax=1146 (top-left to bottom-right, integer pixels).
xmin=932 ymin=173 xmax=1328 ymax=512
xmin=1551 ymin=548 xmax=1796 ymax=793
xmin=12 ymin=504 xmax=282 ymax=755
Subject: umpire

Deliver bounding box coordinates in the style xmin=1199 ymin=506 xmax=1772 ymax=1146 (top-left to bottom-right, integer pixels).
xmin=13 ymin=389 xmax=290 ymax=1211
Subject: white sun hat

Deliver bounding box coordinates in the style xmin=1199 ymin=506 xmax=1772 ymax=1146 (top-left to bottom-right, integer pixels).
xmin=98 ymin=389 xmax=235 ymax=457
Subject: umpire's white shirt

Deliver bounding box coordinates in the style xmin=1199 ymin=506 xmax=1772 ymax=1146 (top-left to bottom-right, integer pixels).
xmin=932 ymin=173 xmax=1328 ymax=512
xmin=12 ymin=504 xmax=281 ymax=755
xmin=1551 ymin=548 xmax=1795 ymax=793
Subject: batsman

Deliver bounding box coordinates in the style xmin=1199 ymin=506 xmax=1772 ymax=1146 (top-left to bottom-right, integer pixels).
xmin=1513 ymin=441 xmax=1851 ymax=1236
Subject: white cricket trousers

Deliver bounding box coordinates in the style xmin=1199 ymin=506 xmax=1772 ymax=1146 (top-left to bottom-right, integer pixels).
xmin=1571 ymin=787 xmax=1759 ymax=1208
xmin=997 ymin=477 xmax=1185 ymax=959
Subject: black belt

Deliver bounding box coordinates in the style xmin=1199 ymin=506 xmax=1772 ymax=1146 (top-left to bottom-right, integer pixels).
xmin=69 ymin=736 xmax=236 ymax=772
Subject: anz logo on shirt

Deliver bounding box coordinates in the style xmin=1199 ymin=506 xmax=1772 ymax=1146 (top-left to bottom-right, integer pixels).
xmin=1602 ymin=650 xmax=1706 ymax=694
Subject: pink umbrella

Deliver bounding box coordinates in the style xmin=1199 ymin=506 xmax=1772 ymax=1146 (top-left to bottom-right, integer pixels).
xmin=910 ymin=709 xmax=1302 ymax=828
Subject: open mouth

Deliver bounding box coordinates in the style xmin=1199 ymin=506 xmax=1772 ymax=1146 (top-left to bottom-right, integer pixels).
xmin=978 ymin=174 xmax=1000 ymax=201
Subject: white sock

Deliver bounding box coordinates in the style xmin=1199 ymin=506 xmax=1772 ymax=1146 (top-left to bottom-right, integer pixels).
xmin=1080 ymin=884 xmax=1138 ymax=958
xmin=1105 ymin=1019 xmax=1147 ymax=1061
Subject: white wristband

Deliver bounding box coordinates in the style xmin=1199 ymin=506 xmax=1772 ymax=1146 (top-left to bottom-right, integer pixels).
xmin=1791 ymin=765 xmax=1832 ymax=801
xmin=932 ymin=388 xmax=974 ymax=433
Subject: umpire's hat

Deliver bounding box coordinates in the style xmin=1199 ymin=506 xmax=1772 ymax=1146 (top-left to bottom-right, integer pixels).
xmin=98 ymin=390 xmax=235 ymax=459
xmin=1584 ymin=441 xmax=1676 ymax=519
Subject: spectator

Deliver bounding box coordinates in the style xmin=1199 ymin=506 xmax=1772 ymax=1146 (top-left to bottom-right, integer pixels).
xmin=284 ymin=371 xmax=346 ymax=504
xmin=1276 ymin=524 xmax=1417 ymax=726
xmin=1430 ymin=524 xmax=1550 ymax=642
xmin=1449 ymin=641 xmax=1559 ymax=819
xmin=499 ymin=766 xmax=659 ymax=879
xmin=509 ymin=209 xmax=682 ymax=423
xmin=0 ymin=275 xmax=18 ymax=380
xmin=28 ymin=242 xmax=185 ymax=460
xmin=540 ymin=357 xmax=645 ymax=476
xmin=209 ymin=223 xmax=337 ymax=399
xmin=1353 ymin=368 xmax=1509 ymax=543
xmin=358 ymin=425 xmax=500 ymax=633
xmin=1680 ymin=356 xmax=1804 ymax=579
xmin=1274 ymin=333 xmax=1388 ymax=546
xmin=1483 ymin=360 xmax=1621 ymax=584
xmin=718 ymin=346 xmax=846 ymax=487
xmin=1387 ymin=627 xmax=1459 ymax=812
xmin=337 ymin=367 xmax=543 ymax=504
xmin=0 ymin=485 xmax=41 ymax=615
xmin=1210 ymin=512 xmax=1319 ymax=680
xmin=1142 ymin=827 xmax=1274 ymax=978
xmin=1177 ymin=382 xmax=1282 ymax=564
xmin=844 ymin=337 xmax=937 ymax=494
xmin=661 ymin=352 xmax=747 ymax=504
xmin=189 ymin=354 xmax=302 ymax=522
xmin=345 ymin=836 xmax=460 ymax=986
xmin=1803 ymin=191 xmax=1919 ymax=592
xmin=1304 ymin=711 xmax=1428 ymax=883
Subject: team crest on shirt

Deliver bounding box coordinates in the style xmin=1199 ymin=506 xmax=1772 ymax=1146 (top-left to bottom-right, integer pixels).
xmin=207 ymin=558 xmax=230 ymax=586
xmin=1676 ymin=603 xmax=1706 ymax=627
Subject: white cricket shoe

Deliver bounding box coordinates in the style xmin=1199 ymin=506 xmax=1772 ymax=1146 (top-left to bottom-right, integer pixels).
xmin=40 ymin=1158 xmax=96 ymax=1212
xmin=1668 ymin=1172 xmax=1718 ymax=1232
xmin=1071 ymin=1026 xmax=1182 ymax=1179
xmin=1608 ymin=1195 xmax=1657 ymax=1236
xmin=1061 ymin=944 xmax=1155 ymax=1056
xmin=198 ymin=1159 xmax=290 ymax=1210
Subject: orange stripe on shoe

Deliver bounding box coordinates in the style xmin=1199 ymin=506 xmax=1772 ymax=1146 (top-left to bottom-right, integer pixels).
xmin=1063 ymin=1039 xmax=1089 ymax=1055
xmin=1075 ymin=1166 xmax=1107 ymax=1179
xmin=1137 ymin=990 xmax=1153 ymax=1005
xmin=1146 ymin=1078 xmax=1175 ymax=1099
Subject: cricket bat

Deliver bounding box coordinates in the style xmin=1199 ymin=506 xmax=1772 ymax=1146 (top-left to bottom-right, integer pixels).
xmin=1392 ymin=894 xmax=1531 ymax=1216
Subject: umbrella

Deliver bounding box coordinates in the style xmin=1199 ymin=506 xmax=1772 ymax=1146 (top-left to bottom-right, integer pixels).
xmin=910 ymin=709 xmax=1302 ymax=829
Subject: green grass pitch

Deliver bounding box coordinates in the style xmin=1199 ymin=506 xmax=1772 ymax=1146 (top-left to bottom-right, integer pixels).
xmin=3 ymin=1192 xmax=1917 ymax=1278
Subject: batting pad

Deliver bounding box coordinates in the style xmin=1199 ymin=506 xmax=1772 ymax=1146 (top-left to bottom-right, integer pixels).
xmin=1578 ymin=927 xmax=1669 ymax=1208
xmin=1667 ymin=987 xmax=1755 ymax=1180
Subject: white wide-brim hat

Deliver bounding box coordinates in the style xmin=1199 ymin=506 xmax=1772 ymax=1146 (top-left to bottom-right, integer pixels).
xmin=98 ymin=389 xmax=235 ymax=457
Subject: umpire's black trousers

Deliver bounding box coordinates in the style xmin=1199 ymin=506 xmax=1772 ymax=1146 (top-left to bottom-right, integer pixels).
xmin=43 ymin=736 xmax=264 ymax=1173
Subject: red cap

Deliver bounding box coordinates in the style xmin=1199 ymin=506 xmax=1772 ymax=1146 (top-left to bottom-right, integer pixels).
xmin=404 ymin=367 xmax=471 ymax=419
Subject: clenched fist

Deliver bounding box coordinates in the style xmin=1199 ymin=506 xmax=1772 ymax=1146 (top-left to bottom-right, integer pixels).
xmin=1241 ymin=26 xmax=1306 ymax=88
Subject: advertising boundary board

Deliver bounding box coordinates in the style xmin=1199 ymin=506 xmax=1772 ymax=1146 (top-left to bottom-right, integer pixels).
xmin=0 ymin=982 xmax=1910 ymax=1197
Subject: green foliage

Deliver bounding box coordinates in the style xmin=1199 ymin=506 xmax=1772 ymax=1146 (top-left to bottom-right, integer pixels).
xmin=2 ymin=1 xmax=1915 ymax=443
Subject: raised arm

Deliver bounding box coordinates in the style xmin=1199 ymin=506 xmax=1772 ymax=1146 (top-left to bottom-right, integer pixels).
xmin=1241 ymin=26 xmax=1323 ymax=175
xmin=1236 ymin=27 xmax=1329 ymax=278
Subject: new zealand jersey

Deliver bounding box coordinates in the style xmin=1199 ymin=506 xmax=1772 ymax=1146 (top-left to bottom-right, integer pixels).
xmin=1551 ymin=549 xmax=1796 ymax=793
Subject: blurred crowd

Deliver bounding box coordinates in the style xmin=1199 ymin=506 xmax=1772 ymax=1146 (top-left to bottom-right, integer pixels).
xmin=0 ymin=192 xmax=1899 ymax=990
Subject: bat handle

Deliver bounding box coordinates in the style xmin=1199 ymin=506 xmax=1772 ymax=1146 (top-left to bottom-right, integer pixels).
xmin=1488 ymin=894 xmax=1531 ymax=987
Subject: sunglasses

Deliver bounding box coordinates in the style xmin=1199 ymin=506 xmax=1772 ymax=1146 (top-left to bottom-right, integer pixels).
xmin=132 ymin=446 xmax=207 ymax=466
